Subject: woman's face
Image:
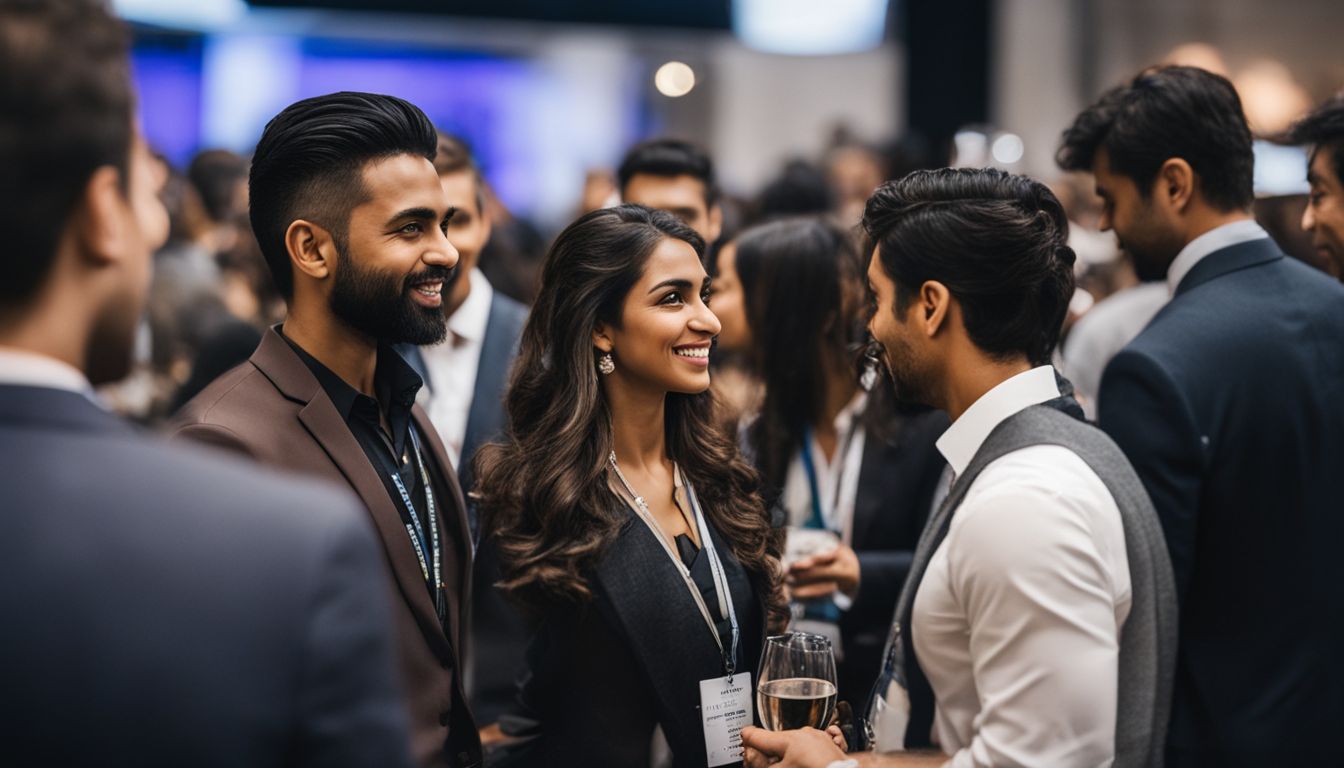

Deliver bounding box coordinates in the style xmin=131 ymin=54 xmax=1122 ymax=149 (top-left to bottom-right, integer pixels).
xmin=708 ymin=240 xmax=751 ymax=353
xmin=596 ymin=236 xmax=722 ymax=395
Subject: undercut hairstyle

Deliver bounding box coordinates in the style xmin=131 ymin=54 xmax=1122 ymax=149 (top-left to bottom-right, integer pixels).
xmin=1287 ymin=95 xmax=1344 ymax=188
xmin=617 ymin=138 xmax=720 ymax=206
xmin=0 ymin=0 xmax=131 ymax=307
xmin=863 ymin=168 xmax=1076 ymax=366
xmin=432 ymin=131 xmax=486 ymax=214
xmin=248 ymin=91 xmax=437 ymax=299
xmin=474 ymin=204 xmax=785 ymax=625
xmin=1057 ymin=65 xmax=1254 ymax=212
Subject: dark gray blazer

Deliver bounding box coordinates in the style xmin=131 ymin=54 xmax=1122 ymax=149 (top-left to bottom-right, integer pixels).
xmin=1099 ymin=238 xmax=1344 ymax=765
xmin=0 ymin=385 xmax=413 ymax=767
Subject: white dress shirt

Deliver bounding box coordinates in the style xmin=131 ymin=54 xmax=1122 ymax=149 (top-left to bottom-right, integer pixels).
xmin=913 ymin=366 xmax=1131 ymax=767
xmin=0 ymin=347 xmax=92 ymax=393
xmin=420 ymin=268 xmax=493 ymax=467
xmin=1165 ymin=219 xmax=1269 ymax=295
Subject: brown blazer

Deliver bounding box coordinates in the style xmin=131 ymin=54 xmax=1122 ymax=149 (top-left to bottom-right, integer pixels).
xmin=171 ymin=328 xmax=482 ymax=768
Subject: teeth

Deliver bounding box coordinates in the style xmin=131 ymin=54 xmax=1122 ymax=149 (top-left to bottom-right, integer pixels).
xmin=675 ymin=347 xmax=709 ymax=359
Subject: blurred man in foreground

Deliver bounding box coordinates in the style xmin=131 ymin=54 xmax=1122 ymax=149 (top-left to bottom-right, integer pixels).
xmin=0 ymin=1 xmax=412 ymax=765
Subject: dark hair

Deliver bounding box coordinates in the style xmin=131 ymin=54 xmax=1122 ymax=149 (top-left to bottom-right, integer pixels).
xmin=0 ymin=0 xmax=131 ymax=307
xmin=863 ymin=167 xmax=1076 ymax=366
xmin=248 ymin=91 xmax=437 ymax=299
xmin=617 ymin=138 xmax=720 ymax=206
xmin=734 ymin=217 xmax=863 ymax=494
xmin=187 ymin=149 xmax=248 ymax=224
xmin=474 ymin=204 xmax=785 ymax=623
xmin=756 ymin=160 xmax=833 ymax=221
xmin=432 ymin=130 xmax=486 ymax=214
xmin=1287 ymin=94 xmax=1344 ymax=188
xmin=1057 ymin=65 xmax=1254 ymax=212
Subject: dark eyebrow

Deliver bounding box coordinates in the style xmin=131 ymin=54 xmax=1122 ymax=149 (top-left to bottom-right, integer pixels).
xmin=386 ymin=207 xmax=440 ymax=226
xmin=647 ymin=278 xmax=694 ymax=294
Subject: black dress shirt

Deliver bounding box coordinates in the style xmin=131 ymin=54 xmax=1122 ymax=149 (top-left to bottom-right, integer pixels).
xmin=281 ymin=333 xmax=443 ymax=610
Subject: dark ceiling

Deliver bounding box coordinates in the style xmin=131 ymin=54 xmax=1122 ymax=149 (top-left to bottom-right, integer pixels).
xmin=244 ymin=0 xmax=734 ymax=30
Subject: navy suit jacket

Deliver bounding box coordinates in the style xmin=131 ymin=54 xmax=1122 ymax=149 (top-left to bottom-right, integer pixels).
xmin=0 ymin=385 xmax=412 ymax=767
xmin=403 ymin=290 xmax=529 ymax=726
xmin=1098 ymin=237 xmax=1344 ymax=766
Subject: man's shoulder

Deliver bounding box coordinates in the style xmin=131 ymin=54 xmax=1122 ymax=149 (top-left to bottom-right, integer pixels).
xmin=172 ymin=359 xmax=295 ymax=439
xmin=488 ymin=292 xmax=529 ymax=336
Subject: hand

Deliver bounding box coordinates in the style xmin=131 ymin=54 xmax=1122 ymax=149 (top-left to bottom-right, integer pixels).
xmin=826 ymin=724 xmax=848 ymax=753
xmin=742 ymin=726 xmax=846 ymax=768
xmin=788 ymin=545 xmax=861 ymax=600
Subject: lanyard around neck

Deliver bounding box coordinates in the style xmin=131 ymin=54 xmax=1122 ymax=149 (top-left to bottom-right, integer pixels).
xmin=390 ymin=428 xmax=444 ymax=620
xmin=608 ymin=454 xmax=741 ymax=679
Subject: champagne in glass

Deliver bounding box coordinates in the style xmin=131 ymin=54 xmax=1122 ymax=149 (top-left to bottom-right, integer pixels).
xmin=758 ymin=676 xmax=838 ymax=731
xmin=756 ymin=632 xmax=839 ymax=731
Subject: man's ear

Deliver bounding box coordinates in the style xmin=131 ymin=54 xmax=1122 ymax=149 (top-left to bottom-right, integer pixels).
xmin=1156 ymin=158 xmax=1195 ymax=214
xmin=75 ymin=165 xmax=130 ymax=267
xmin=920 ymin=280 xmax=952 ymax=337
xmin=286 ymin=219 xmax=334 ymax=284
xmin=592 ymin=323 xmax=614 ymax=354
xmin=706 ymin=203 xmax=724 ymax=245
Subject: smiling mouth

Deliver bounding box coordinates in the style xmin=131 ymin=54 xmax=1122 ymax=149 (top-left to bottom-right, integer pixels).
xmin=674 ymin=345 xmax=710 ymax=360
xmin=413 ymin=281 xmax=442 ymax=298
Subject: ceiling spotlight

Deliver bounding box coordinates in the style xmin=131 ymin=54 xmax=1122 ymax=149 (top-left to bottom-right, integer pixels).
xmin=992 ymin=133 xmax=1025 ymax=165
xmin=654 ymin=61 xmax=696 ymax=98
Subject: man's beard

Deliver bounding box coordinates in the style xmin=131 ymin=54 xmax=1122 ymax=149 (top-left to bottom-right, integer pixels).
xmin=329 ymin=251 xmax=449 ymax=346
xmin=867 ymin=337 xmax=936 ymax=411
xmin=1119 ymin=202 xmax=1184 ymax=283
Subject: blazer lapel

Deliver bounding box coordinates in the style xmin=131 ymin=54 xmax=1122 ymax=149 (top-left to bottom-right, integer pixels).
xmin=594 ymin=515 xmax=724 ymax=754
xmin=249 ymin=328 xmax=452 ymax=659
xmin=412 ymin=404 xmax=473 ymax=656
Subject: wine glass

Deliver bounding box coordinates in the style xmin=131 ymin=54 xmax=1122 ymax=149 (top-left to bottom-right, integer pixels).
xmin=756 ymin=632 xmax=839 ymax=731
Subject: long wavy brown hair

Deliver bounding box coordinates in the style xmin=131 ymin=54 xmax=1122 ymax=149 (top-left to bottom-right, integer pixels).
xmin=473 ymin=204 xmax=786 ymax=625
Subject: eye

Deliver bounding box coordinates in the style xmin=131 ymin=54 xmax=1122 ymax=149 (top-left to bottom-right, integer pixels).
xmin=701 ymin=290 xmax=712 ymax=306
xmin=659 ymin=291 xmax=686 ymax=306
xmin=400 ymin=222 xmax=423 ymax=235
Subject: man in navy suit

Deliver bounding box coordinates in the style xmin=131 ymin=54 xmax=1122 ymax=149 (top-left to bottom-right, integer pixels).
xmin=402 ymin=133 xmax=529 ymax=729
xmin=0 ymin=1 xmax=412 ymax=765
xmin=1059 ymin=65 xmax=1344 ymax=765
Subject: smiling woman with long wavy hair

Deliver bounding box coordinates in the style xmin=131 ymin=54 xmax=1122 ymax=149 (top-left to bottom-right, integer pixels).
xmin=473 ymin=204 xmax=785 ymax=767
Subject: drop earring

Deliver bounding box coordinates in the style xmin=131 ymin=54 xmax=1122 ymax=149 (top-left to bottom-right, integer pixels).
xmin=598 ymin=353 xmax=615 ymax=375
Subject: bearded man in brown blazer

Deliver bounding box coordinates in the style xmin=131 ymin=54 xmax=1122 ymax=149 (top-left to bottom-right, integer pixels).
xmin=173 ymin=92 xmax=481 ymax=768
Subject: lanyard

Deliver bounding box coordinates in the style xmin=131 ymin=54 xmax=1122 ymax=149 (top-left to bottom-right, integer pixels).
xmin=608 ymin=454 xmax=741 ymax=679
xmin=389 ymin=429 xmax=444 ymax=620
xmin=799 ymin=421 xmax=861 ymax=534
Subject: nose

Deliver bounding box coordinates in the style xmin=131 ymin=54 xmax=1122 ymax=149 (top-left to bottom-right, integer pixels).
xmin=426 ymin=227 xmax=460 ymax=270
xmin=1302 ymin=202 xmax=1316 ymax=232
xmin=692 ymin=299 xmax=722 ymax=337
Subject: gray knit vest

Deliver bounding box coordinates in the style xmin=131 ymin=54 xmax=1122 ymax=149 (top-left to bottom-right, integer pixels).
xmin=888 ymin=404 xmax=1177 ymax=767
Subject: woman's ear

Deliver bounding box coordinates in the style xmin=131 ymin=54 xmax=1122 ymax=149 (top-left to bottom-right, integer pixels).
xmin=592 ymin=323 xmax=614 ymax=353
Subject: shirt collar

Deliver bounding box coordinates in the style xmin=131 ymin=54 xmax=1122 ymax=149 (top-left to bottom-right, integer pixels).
xmin=278 ymin=331 xmax=423 ymax=424
xmin=1166 ymin=219 xmax=1270 ymax=295
xmin=0 ymin=347 xmax=93 ymax=395
xmin=935 ymin=365 xmax=1060 ymax=477
xmin=447 ymin=268 xmax=493 ymax=344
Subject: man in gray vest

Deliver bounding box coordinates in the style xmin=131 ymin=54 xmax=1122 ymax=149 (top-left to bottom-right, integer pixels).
xmin=743 ymin=168 xmax=1176 ymax=768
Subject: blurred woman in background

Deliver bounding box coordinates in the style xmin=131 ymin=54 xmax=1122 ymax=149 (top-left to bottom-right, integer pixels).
xmin=712 ymin=217 xmax=948 ymax=707
xmin=475 ymin=204 xmax=785 ymax=767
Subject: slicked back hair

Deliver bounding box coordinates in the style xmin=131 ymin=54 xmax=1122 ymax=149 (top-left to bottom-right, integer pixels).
xmin=1287 ymin=95 xmax=1344 ymax=188
xmin=1057 ymin=65 xmax=1254 ymax=212
xmin=0 ymin=0 xmax=131 ymax=306
xmin=248 ymin=91 xmax=437 ymax=299
xmin=617 ymin=138 xmax=719 ymax=206
xmin=863 ymin=167 xmax=1076 ymax=366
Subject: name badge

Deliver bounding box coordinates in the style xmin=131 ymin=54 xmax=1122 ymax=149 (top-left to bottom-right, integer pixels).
xmin=700 ymin=672 xmax=753 ymax=767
